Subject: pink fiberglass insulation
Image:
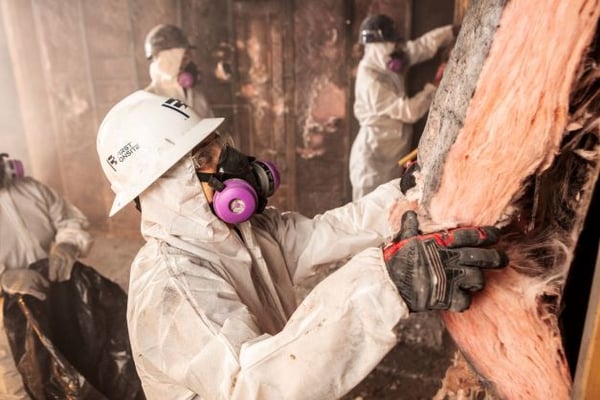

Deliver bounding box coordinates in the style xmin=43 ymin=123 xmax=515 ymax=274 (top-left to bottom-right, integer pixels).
xmin=403 ymin=0 xmax=600 ymax=398
xmin=429 ymin=0 xmax=598 ymax=226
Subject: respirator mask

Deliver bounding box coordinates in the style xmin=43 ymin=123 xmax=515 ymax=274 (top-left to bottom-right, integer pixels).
xmin=196 ymin=145 xmax=280 ymax=224
xmin=178 ymin=62 xmax=199 ymax=89
xmin=387 ymin=44 xmax=408 ymax=73
xmin=0 ymin=153 xmax=24 ymax=188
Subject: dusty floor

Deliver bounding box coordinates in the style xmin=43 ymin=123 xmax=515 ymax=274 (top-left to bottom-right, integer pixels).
xmin=81 ymin=233 xmax=455 ymax=400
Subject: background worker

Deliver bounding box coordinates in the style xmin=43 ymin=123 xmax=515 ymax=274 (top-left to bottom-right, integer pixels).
xmin=96 ymin=90 xmax=507 ymax=400
xmin=144 ymin=23 xmax=213 ymax=118
xmin=349 ymin=14 xmax=457 ymax=199
xmin=0 ymin=153 xmax=92 ymax=399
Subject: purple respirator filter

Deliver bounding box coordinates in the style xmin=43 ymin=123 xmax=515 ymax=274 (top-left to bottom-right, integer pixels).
xmin=178 ymin=71 xmax=196 ymax=88
xmin=212 ymin=179 xmax=258 ymax=224
xmin=1 ymin=155 xmax=24 ymax=179
xmin=211 ymin=160 xmax=281 ymax=224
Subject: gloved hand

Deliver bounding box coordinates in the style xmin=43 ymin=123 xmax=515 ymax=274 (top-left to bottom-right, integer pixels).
xmin=1 ymin=269 xmax=49 ymax=300
xmin=48 ymin=242 xmax=79 ymax=282
xmin=383 ymin=211 xmax=508 ymax=312
xmin=400 ymin=161 xmax=420 ymax=195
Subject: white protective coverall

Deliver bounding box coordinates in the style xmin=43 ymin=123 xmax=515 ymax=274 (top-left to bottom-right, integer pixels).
xmin=0 ymin=177 xmax=92 ymax=399
xmin=349 ymin=25 xmax=455 ymax=200
xmin=145 ymin=48 xmax=213 ymax=118
xmin=128 ymin=156 xmax=413 ymax=400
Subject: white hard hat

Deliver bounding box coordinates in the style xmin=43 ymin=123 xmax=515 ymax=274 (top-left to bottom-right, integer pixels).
xmin=97 ymin=90 xmax=224 ymax=216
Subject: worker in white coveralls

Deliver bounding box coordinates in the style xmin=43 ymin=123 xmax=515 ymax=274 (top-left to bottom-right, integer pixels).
xmin=0 ymin=153 xmax=92 ymax=399
xmin=144 ymin=23 xmax=213 ymax=118
xmin=96 ymin=90 xmax=507 ymax=400
xmin=350 ymin=14 xmax=458 ymax=200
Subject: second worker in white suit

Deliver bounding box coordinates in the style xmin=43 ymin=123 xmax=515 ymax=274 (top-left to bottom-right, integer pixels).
xmin=349 ymin=14 xmax=456 ymax=200
xmin=144 ymin=23 xmax=213 ymax=118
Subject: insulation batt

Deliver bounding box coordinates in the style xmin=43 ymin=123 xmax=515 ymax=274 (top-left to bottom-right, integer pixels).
xmin=389 ymin=0 xmax=600 ymax=398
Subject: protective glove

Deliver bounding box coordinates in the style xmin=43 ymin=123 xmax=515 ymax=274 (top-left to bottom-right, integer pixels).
xmin=400 ymin=161 xmax=420 ymax=195
xmin=48 ymin=242 xmax=79 ymax=282
xmin=383 ymin=210 xmax=508 ymax=312
xmin=1 ymin=269 xmax=49 ymax=300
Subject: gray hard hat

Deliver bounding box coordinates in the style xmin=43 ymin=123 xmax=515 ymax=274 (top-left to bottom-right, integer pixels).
xmin=358 ymin=14 xmax=401 ymax=44
xmin=144 ymin=24 xmax=194 ymax=59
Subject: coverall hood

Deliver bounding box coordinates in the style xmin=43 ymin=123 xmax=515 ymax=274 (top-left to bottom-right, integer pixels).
xmin=362 ymin=42 xmax=397 ymax=72
xmin=147 ymin=48 xmax=187 ymax=101
xmin=146 ymin=47 xmax=214 ymax=119
xmin=138 ymin=155 xmax=238 ymax=263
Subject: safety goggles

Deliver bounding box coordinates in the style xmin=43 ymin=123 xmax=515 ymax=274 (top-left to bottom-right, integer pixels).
xmin=191 ymin=131 xmax=234 ymax=171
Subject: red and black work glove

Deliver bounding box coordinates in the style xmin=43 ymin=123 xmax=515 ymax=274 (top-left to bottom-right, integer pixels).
xmin=383 ymin=210 xmax=508 ymax=312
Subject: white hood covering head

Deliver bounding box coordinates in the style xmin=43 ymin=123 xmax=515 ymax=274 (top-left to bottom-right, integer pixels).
xmin=138 ymin=156 xmax=239 ymax=263
xmin=146 ymin=47 xmax=214 ymax=118
xmin=147 ymin=48 xmax=187 ymax=101
xmin=362 ymin=41 xmax=396 ymax=71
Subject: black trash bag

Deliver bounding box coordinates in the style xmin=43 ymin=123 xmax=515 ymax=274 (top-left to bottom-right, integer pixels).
xmin=3 ymin=259 xmax=145 ymax=400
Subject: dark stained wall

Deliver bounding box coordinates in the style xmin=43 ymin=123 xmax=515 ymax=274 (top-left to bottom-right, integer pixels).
xmin=294 ymin=1 xmax=353 ymax=212
xmin=1 ymin=0 xmax=454 ymax=237
xmin=229 ymin=2 xmax=296 ymax=211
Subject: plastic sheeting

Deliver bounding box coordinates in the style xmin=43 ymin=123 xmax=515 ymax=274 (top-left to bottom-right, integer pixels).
xmin=3 ymin=259 xmax=144 ymax=400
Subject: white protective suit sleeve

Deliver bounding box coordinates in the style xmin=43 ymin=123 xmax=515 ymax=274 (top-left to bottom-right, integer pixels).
xmin=142 ymin=246 xmax=407 ymax=400
xmin=405 ymin=25 xmax=454 ymax=66
xmin=233 ymin=179 xmax=409 ymax=398
xmin=0 ymin=178 xmax=92 ymax=271
xmin=41 ymin=184 xmax=92 ymax=256
xmin=363 ymin=79 xmax=437 ymax=124
xmin=233 ymin=248 xmax=407 ymax=399
xmin=277 ymin=179 xmax=405 ymax=283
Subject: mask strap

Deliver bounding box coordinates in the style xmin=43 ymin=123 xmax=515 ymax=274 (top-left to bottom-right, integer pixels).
xmin=196 ymin=172 xmax=226 ymax=191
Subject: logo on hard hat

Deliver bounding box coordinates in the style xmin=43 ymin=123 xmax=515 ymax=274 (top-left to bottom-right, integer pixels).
xmin=161 ymin=98 xmax=190 ymax=119
xmin=105 ymin=142 xmax=140 ymax=171
xmin=107 ymin=155 xmax=118 ymax=169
